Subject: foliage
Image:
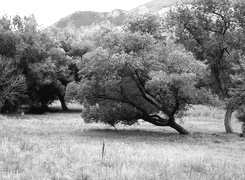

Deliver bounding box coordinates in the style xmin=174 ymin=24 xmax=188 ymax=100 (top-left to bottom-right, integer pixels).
xmin=82 ymin=101 xmax=142 ymax=127
xmin=125 ymin=14 xmax=165 ymax=40
xmin=16 ymin=17 xmax=71 ymax=111
xmin=0 ymin=15 xmax=77 ymax=112
xmin=230 ymin=54 xmax=245 ymax=123
xmin=66 ymin=27 xmax=216 ymax=133
xmin=166 ymin=0 xmax=245 ymax=132
xmin=0 ymin=56 xmax=26 ymax=112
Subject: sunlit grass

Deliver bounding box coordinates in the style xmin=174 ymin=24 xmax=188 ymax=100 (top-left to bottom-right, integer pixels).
xmin=0 ymin=104 xmax=244 ymax=179
xmin=187 ymin=105 xmax=225 ymax=120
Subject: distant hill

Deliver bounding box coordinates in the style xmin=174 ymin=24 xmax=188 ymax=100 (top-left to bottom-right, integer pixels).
xmin=52 ymin=0 xmax=195 ymax=29
xmin=130 ymin=0 xmax=195 ymax=14
xmin=52 ymin=9 xmax=128 ymax=29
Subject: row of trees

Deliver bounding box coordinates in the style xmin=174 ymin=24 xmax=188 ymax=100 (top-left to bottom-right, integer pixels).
xmin=0 ymin=14 xmax=95 ymax=113
xmin=167 ymin=0 xmax=245 ymax=133
xmin=1 ymin=0 xmax=245 ymax=134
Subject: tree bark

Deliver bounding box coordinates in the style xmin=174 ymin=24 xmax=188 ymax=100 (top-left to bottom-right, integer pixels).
xmin=41 ymin=103 xmax=49 ymax=112
xmin=168 ymin=121 xmax=189 ymax=135
xmin=224 ymin=108 xmax=233 ymax=133
xmin=145 ymin=116 xmax=189 ymax=135
xmin=57 ymin=94 xmax=69 ymax=111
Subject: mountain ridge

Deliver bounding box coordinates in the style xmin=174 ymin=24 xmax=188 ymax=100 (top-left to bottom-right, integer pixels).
xmin=52 ymin=9 xmax=128 ymax=29
xmin=130 ymin=0 xmax=195 ymax=14
xmin=52 ymin=0 xmax=194 ymax=29
xmin=130 ymin=0 xmax=179 ymax=14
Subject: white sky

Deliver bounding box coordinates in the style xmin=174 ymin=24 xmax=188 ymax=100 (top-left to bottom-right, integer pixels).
xmin=0 ymin=0 xmax=150 ymax=27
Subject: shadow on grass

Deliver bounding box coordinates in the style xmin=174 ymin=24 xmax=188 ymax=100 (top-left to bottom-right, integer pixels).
xmin=79 ymin=128 xmax=244 ymax=144
xmin=47 ymin=107 xmax=82 ymax=114
xmin=3 ymin=108 xmax=82 ymax=119
xmin=81 ymin=128 xmax=197 ymax=142
xmin=84 ymin=128 xmax=175 ymax=137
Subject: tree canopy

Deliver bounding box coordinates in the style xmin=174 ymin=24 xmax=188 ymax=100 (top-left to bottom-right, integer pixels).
xmin=2 ymin=1 xmax=245 ymax=135
xmin=167 ymin=0 xmax=245 ymax=132
xmin=0 ymin=56 xmax=26 ymax=112
xmin=0 ymin=15 xmax=75 ymax=112
xmin=66 ymin=28 xmax=216 ymax=134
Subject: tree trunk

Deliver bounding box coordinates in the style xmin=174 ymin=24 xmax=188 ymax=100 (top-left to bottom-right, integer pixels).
xmin=168 ymin=121 xmax=189 ymax=135
xmin=224 ymin=108 xmax=233 ymax=133
xmin=58 ymin=95 xmax=69 ymax=111
xmin=41 ymin=103 xmax=49 ymax=112
xmin=145 ymin=116 xmax=189 ymax=135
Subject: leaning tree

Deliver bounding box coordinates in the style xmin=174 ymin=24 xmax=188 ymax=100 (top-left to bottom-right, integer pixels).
xmin=66 ymin=30 xmax=216 ymax=134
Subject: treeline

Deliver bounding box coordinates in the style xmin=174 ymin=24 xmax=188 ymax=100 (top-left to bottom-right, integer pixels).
xmin=1 ymin=0 xmax=245 ymax=134
xmin=0 ymin=14 xmax=90 ymax=113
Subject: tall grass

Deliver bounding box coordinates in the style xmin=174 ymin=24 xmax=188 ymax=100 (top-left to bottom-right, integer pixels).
xmin=0 ymin=105 xmax=244 ymax=180
xmin=0 ymin=134 xmax=244 ymax=180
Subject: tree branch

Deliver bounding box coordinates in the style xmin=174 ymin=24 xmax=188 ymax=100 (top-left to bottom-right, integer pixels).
xmin=132 ymin=70 xmax=172 ymax=115
xmin=211 ymin=10 xmax=230 ymax=35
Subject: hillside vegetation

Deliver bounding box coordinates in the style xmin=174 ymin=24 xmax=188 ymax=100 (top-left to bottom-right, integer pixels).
xmin=130 ymin=0 xmax=180 ymax=14
xmin=52 ymin=0 xmax=194 ymax=29
xmin=52 ymin=9 xmax=128 ymax=29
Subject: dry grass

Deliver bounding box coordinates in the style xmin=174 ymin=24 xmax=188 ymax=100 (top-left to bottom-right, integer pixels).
xmin=0 ymin=104 xmax=245 ymax=180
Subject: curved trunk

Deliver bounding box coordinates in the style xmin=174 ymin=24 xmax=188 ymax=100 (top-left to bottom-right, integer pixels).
xmin=57 ymin=94 xmax=69 ymax=111
xmin=168 ymin=121 xmax=189 ymax=135
xmin=145 ymin=115 xmax=189 ymax=135
xmin=224 ymin=108 xmax=233 ymax=133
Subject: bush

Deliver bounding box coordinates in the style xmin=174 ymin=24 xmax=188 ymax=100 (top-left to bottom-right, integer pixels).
xmin=82 ymin=101 xmax=143 ymax=127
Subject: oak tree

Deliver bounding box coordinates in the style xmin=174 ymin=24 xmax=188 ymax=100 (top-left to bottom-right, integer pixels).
xmin=66 ymin=30 xmax=215 ymax=134
xmin=167 ymin=0 xmax=245 ymax=133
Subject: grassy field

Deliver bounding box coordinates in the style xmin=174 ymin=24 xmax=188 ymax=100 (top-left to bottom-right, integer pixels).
xmin=0 ymin=104 xmax=245 ymax=180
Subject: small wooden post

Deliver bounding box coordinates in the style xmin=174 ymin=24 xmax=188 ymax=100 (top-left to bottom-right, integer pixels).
xmin=102 ymin=139 xmax=105 ymax=158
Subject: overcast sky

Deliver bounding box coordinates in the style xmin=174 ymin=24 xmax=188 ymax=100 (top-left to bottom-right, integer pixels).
xmin=0 ymin=0 xmax=150 ymax=27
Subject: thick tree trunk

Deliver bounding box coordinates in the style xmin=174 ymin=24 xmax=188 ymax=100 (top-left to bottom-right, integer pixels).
xmin=224 ymin=108 xmax=233 ymax=133
xmin=58 ymin=95 xmax=69 ymax=111
xmin=41 ymin=103 xmax=49 ymax=112
xmin=145 ymin=115 xmax=189 ymax=135
xmin=168 ymin=121 xmax=189 ymax=135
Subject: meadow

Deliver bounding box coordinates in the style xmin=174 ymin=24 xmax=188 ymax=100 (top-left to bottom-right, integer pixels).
xmin=0 ymin=104 xmax=244 ymax=180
